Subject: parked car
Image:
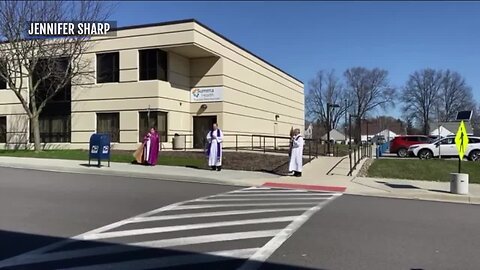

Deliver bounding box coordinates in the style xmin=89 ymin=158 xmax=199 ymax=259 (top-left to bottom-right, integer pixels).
xmin=390 ymin=135 xmax=431 ymax=157
xmin=408 ymin=136 xmax=480 ymax=161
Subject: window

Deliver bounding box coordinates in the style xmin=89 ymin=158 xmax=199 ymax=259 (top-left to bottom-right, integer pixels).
xmin=0 ymin=117 xmax=6 ymax=143
xmin=0 ymin=61 xmax=6 ymax=89
xmin=97 ymin=113 xmax=120 ymax=142
xmin=469 ymin=138 xmax=480 ymax=144
xmin=30 ymin=115 xmax=71 ymax=143
xmin=97 ymin=52 xmax=119 ymax=83
xmin=139 ymin=49 xmax=167 ymax=81
xmin=406 ymin=137 xmax=419 ymax=142
xmin=139 ymin=111 xmax=167 ymax=142
xmin=440 ymin=138 xmax=455 ymax=145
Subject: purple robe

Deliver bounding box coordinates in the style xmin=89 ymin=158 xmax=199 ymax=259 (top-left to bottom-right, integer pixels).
xmin=143 ymin=132 xmax=160 ymax=165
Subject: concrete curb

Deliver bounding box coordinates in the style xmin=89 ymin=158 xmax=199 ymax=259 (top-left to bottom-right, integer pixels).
xmin=346 ymin=191 xmax=480 ymax=205
xmin=0 ymin=162 xmax=252 ymax=188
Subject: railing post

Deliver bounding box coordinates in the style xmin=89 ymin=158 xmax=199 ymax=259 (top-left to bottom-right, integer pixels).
xmin=251 ymin=135 xmax=254 ymax=151
xmin=236 ymin=135 xmax=238 ymax=152
xmin=309 ymin=140 xmax=311 ymax=160
xmin=274 ymin=137 xmax=277 ymax=151
xmin=354 ymin=146 xmax=357 ymax=167
xmin=263 ymin=136 xmax=266 ymax=153
xmin=315 ymin=139 xmax=318 ymax=157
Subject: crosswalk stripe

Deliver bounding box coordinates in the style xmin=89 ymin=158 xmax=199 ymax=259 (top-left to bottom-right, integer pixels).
xmin=172 ymin=202 xmax=321 ymax=210
xmin=238 ymin=201 xmax=332 ymax=270
xmin=58 ymin=248 xmax=259 ymax=270
xmin=199 ymin=198 xmax=330 ymax=202
xmin=0 ymin=230 xmax=280 ymax=268
xmin=82 ymin=216 xmax=298 ymax=240
xmin=130 ymin=208 xmax=310 ymax=223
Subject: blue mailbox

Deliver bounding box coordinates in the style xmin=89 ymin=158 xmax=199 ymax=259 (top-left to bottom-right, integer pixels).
xmin=88 ymin=133 xmax=111 ymax=167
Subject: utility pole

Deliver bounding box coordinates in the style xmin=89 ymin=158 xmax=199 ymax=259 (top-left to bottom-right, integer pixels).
xmin=327 ymin=103 xmax=340 ymax=155
xmin=344 ymin=99 xmax=348 ymax=143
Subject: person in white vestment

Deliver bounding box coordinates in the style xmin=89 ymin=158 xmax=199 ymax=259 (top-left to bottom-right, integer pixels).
xmin=206 ymin=123 xmax=223 ymax=171
xmin=289 ymin=128 xmax=304 ymax=177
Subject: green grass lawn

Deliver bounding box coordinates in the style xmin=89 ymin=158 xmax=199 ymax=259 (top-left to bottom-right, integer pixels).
xmin=0 ymin=149 xmax=204 ymax=168
xmin=367 ymin=159 xmax=480 ymax=183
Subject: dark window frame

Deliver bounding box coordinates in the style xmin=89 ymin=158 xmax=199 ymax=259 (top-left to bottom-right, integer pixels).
xmin=139 ymin=49 xmax=168 ymax=82
xmin=96 ymin=112 xmax=120 ymax=143
xmin=29 ymin=114 xmax=71 ymax=143
xmin=0 ymin=116 xmax=6 ymax=143
xmin=96 ymin=52 xmax=119 ymax=83
xmin=138 ymin=111 xmax=168 ymax=143
xmin=0 ymin=61 xmax=6 ymax=90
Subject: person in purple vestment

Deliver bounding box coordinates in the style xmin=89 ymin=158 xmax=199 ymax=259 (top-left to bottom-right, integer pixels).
xmin=143 ymin=127 xmax=160 ymax=166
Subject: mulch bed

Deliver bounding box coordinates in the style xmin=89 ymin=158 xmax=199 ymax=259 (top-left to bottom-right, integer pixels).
xmin=116 ymin=150 xmax=310 ymax=175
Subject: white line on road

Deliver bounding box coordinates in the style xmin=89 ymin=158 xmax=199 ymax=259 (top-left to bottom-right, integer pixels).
xmin=58 ymin=248 xmax=259 ymax=270
xmin=237 ymin=199 xmax=336 ymax=270
xmin=0 ymin=230 xmax=280 ymax=268
xmin=0 ymin=190 xmax=234 ymax=267
xmin=198 ymin=198 xmax=330 ymax=202
xmin=82 ymin=216 xmax=298 ymax=240
xmin=172 ymin=202 xmax=321 ymax=210
xmin=215 ymin=193 xmax=337 ymax=197
xmin=130 ymin=208 xmax=310 ymax=223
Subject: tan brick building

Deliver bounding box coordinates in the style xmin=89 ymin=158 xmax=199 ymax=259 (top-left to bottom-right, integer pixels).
xmin=0 ymin=19 xmax=304 ymax=150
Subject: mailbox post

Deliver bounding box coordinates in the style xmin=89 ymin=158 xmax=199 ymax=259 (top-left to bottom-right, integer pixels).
xmin=89 ymin=133 xmax=111 ymax=167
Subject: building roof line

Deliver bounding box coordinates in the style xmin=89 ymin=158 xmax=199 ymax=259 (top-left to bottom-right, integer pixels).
xmin=112 ymin=18 xmax=303 ymax=85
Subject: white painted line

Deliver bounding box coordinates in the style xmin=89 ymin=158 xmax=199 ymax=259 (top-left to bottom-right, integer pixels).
xmin=58 ymin=248 xmax=259 ymax=270
xmin=198 ymin=198 xmax=330 ymax=202
xmin=172 ymin=202 xmax=322 ymax=210
xmin=130 ymin=208 xmax=310 ymax=223
xmin=0 ymin=230 xmax=279 ymax=268
xmin=0 ymin=190 xmax=235 ymax=267
xmin=237 ymin=195 xmax=342 ymax=270
xmin=82 ymin=216 xmax=298 ymax=240
xmin=228 ymin=189 xmax=309 ymax=193
xmin=214 ymin=193 xmax=336 ymax=197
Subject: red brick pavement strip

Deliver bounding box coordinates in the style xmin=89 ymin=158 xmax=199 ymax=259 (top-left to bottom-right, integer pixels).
xmin=261 ymin=182 xmax=347 ymax=192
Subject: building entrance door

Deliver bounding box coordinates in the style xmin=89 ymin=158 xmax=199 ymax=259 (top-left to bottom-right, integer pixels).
xmin=193 ymin=116 xmax=217 ymax=149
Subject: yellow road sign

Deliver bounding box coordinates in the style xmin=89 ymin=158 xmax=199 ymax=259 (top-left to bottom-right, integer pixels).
xmin=455 ymin=120 xmax=469 ymax=160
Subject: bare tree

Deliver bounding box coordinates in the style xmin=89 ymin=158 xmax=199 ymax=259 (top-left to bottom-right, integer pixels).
xmin=401 ymin=69 xmax=443 ymax=135
xmin=344 ymin=67 xmax=396 ymax=141
xmin=437 ymin=70 xmax=475 ymax=121
xmin=305 ymin=70 xmax=351 ymax=134
xmin=0 ymin=1 xmax=111 ymax=151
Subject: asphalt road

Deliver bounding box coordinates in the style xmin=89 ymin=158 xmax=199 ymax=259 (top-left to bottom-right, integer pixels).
xmin=1 ymin=167 xmax=480 ymax=270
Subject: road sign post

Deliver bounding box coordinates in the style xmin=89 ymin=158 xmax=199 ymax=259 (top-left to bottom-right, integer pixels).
xmin=454 ymin=120 xmax=469 ymax=173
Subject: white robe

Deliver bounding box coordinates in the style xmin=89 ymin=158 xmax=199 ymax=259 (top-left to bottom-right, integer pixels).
xmin=207 ymin=129 xmax=223 ymax=166
xmin=143 ymin=136 xmax=151 ymax=162
xmin=289 ymin=135 xmax=304 ymax=172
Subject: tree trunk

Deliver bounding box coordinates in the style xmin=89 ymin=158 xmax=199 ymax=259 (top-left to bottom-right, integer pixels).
xmin=31 ymin=115 xmax=42 ymax=152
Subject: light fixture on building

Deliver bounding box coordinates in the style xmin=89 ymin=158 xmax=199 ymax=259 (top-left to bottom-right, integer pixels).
xmin=275 ymin=114 xmax=280 ymax=121
xmin=201 ymin=104 xmax=208 ymax=109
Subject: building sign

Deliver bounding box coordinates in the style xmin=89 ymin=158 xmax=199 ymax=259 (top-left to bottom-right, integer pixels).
xmin=190 ymin=87 xmax=223 ymax=103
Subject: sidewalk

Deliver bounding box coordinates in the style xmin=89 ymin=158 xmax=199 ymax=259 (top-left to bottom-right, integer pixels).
xmin=0 ymin=155 xmax=479 ymax=205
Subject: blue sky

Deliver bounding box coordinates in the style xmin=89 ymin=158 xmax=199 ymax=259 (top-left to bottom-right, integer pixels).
xmin=111 ymin=1 xmax=480 ymax=118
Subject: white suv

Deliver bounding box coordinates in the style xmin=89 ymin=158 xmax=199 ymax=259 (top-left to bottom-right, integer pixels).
xmin=408 ymin=136 xmax=480 ymax=161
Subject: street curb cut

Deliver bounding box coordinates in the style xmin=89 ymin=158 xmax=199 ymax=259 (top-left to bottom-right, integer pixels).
xmin=262 ymin=182 xmax=347 ymax=192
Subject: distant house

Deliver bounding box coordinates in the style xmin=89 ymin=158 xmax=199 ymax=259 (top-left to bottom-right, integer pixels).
xmin=430 ymin=122 xmax=474 ymax=137
xmin=322 ymin=129 xmax=347 ymax=144
xmin=304 ymin=123 xmax=313 ymax=139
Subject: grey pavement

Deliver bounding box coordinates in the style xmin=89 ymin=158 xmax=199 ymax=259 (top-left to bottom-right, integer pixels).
xmin=2 ymin=167 xmax=480 ymax=269
xmin=0 ymin=167 xmax=340 ymax=269
xmin=1 ymin=155 xmax=480 ymax=205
